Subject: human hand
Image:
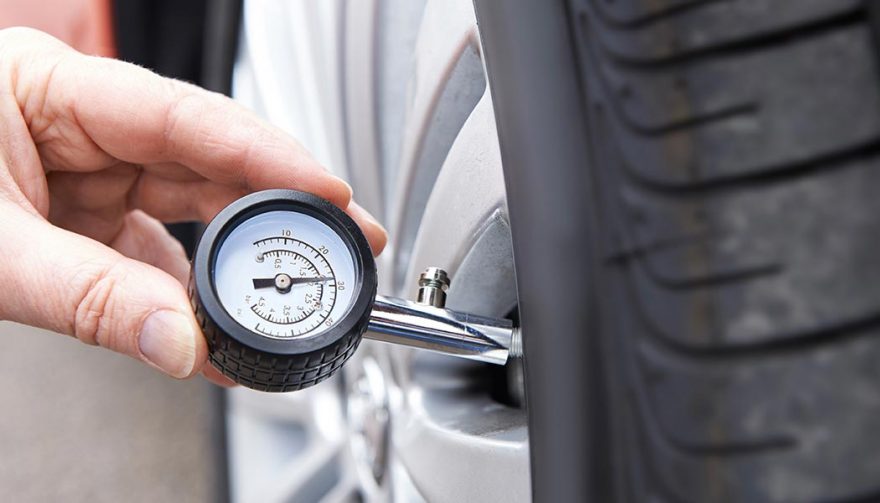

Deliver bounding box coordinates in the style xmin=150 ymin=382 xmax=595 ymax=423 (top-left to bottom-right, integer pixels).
xmin=0 ymin=28 xmax=387 ymax=384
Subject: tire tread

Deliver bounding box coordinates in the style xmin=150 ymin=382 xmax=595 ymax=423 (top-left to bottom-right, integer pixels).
xmin=573 ymin=0 xmax=880 ymax=500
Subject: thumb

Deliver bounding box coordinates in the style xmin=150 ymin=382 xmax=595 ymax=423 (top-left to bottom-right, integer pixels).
xmin=0 ymin=207 xmax=206 ymax=378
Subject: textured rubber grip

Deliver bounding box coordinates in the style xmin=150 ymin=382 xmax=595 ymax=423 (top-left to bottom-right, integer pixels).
xmin=189 ymin=277 xmax=366 ymax=392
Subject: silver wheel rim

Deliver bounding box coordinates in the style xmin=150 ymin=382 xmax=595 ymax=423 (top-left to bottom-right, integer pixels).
xmin=229 ymin=1 xmax=530 ymax=500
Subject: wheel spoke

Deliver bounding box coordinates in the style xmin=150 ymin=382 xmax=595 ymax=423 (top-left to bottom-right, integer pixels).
xmin=387 ymin=0 xmax=487 ymax=292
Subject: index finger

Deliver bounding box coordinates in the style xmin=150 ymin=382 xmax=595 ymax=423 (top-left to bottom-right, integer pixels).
xmin=9 ymin=29 xmax=353 ymax=208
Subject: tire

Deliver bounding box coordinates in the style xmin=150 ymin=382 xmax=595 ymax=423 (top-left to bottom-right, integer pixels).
xmin=477 ymin=0 xmax=880 ymax=501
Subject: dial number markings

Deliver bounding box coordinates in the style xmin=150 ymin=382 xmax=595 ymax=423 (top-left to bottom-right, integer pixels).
xmin=214 ymin=211 xmax=357 ymax=340
xmin=243 ymin=243 xmax=338 ymax=336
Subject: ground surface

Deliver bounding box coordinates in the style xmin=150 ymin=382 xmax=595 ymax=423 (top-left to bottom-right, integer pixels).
xmin=0 ymin=322 xmax=224 ymax=502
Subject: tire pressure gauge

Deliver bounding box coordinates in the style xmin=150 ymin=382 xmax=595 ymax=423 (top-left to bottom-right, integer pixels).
xmin=190 ymin=189 xmax=519 ymax=392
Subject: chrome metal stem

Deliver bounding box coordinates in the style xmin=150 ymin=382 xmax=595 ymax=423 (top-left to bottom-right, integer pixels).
xmin=365 ymin=295 xmax=518 ymax=365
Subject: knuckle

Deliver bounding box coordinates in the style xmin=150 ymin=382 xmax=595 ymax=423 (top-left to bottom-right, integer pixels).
xmin=162 ymin=86 xmax=206 ymax=156
xmin=73 ymin=260 xmax=125 ymax=348
xmin=166 ymin=86 xmax=258 ymax=185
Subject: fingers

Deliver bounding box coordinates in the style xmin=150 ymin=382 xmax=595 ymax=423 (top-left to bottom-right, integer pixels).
xmin=0 ymin=204 xmax=207 ymax=379
xmin=128 ymin=173 xmax=248 ymax=224
xmin=47 ymin=169 xmax=247 ymax=247
xmin=46 ymin=165 xmax=139 ymax=244
xmin=109 ymin=210 xmax=190 ymax=284
xmin=109 ymin=211 xmax=238 ymax=389
xmin=56 ymin=207 xmax=237 ymax=388
xmin=346 ymin=201 xmax=388 ymax=256
xmin=3 ymin=28 xmax=353 ymax=209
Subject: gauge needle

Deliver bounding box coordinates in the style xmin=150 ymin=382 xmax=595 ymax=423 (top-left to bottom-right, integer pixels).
xmin=252 ymin=276 xmax=333 ymax=289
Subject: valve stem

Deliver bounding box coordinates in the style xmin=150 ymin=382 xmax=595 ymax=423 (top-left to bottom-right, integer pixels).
xmin=416 ymin=267 xmax=450 ymax=307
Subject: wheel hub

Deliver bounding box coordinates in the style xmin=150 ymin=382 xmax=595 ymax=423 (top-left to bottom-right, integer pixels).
xmin=346 ymin=355 xmax=390 ymax=487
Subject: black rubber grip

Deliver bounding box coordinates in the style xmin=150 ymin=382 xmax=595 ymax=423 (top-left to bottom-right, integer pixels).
xmin=189 ymin=279 xmax=366 ymax=392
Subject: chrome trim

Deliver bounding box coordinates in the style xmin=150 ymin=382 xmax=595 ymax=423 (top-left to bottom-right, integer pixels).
xmin=366 ymin=295 xmax=514 ymax=365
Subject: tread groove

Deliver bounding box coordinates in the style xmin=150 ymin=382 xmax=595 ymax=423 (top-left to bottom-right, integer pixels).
xmin=583 ymin=24 xmax=761 ymax=136
xmin=626 ymin=349 xmax=796 ymax=468
xmin=588 ymin=0 xmax=728 ymax=30
xmin=638 ymin=258 xmax=781 ymax=291
xmin=605 ymin=231 xmax=717 ymax=262
xmin=621 ymin=137 xmax=880 ymax=197
xmin=590 ymin=5 xmax=865 ymax=69
xmin=633 ymin=292 xmax=880 ymax=362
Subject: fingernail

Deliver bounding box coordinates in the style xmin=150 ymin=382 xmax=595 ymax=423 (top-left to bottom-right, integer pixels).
xmin=139 ymin=310 xmax=197 ymax=378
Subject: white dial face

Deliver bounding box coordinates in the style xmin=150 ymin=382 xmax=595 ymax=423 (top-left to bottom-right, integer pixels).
xmin=213 ymin=210 xmax=357 ymax=339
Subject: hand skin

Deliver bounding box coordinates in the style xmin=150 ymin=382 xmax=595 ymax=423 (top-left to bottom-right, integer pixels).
xmin=0 ymin=28 xmax=388 ymax=386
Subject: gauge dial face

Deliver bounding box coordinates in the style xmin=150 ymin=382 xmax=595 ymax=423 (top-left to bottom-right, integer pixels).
xmin=213 ymin=210 xmax=358 ymax=339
